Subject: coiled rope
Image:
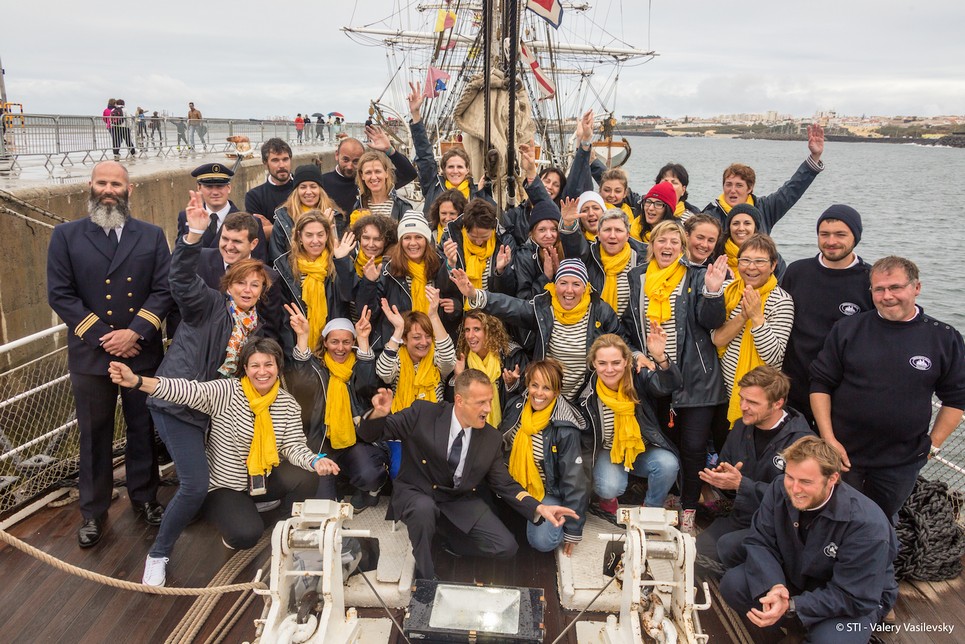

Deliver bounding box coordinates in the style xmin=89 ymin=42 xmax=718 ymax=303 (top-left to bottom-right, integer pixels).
xmin=895 ymin=476 xmax=965 ymax=581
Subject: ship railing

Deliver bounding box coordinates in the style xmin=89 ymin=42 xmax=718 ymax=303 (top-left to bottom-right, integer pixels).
xmin=0 ymin=113 xmax=363 ymax=174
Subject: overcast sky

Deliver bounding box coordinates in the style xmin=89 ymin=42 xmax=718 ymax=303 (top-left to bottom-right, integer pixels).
xmin=4 ymin=1 xmax=963 ymax=121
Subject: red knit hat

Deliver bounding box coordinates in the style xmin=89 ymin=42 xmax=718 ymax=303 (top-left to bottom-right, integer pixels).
xmin=642 ymin=182 xmax=678 ymax=212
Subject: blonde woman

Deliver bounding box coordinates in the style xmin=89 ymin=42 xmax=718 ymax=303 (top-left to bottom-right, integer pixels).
xmin=268 ymin=164 xmax=338 ymax=263
xmin=349 ymin=150 xmax=413 ymax=226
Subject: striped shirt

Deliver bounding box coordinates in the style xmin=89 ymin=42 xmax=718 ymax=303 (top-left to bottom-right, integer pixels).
xmin=614 ymin=263 xmax=632 ymax=318
xmin=152 ymin=378 xmax=315 ymax=492
xmin=716 ymin=285 xmax=795 ymax=395
xmin=547 ymin=316 xmax=590 ymax=400
xmin=368 ymin=201 xmax=395 ymax=219
xmin=375 ymin=334 xmax=457 ymax=403
xmin=637 ymin=276 xmax=684 ymax=363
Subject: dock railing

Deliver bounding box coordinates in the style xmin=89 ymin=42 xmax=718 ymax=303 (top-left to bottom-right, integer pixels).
xmin=0 ymin=113 xmax=362 ymax=173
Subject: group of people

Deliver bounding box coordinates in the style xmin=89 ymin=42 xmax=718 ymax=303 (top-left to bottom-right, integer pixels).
xmin=50 ymin=92 xmax=965 ymax=642
xmin=102 ymin=100 xmax=206 ymax=155
xmin=294 ymin=113 xmax=340 ymax=143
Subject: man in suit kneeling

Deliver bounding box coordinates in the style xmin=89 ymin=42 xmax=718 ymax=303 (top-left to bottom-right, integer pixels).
xmin=358 ymin=368 xmax=578 ymax=580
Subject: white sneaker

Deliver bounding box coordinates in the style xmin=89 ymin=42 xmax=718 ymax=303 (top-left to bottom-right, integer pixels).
xmin=680 ymin=509 xmax=697 ymax=536
xmin=142 ymin=555 xmax=169 ymax=586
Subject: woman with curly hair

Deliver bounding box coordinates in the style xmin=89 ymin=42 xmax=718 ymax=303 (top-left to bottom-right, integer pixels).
xmin=425 ymin=189 xmax=468 ymax=245
xmin=333 ymin=214 xmax=398 ymax=321
xmin=448 ymin=310 xmax=529 ymax=424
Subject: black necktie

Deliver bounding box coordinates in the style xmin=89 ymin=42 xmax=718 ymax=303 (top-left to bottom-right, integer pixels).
xmin=107 ymin=228 xmax=119 ymax=251
xmin=448 ymin=429 xmax=465 ymax=483
xmin=206 ymin=212 xmax=219 ymax=237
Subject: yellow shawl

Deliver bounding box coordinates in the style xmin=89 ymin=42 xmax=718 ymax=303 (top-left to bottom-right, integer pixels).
xmin=298 ymin=251 xmax=331 ymax=349
xmin=461 ymin=228 xmax=496 ymax=309
xmin=508 ymin=398 xmax=555 ymax=501
xmin=715 ymin=193 xmax=754 ymax=216
xmin=595 ymin=378 xmax=644 ymax=470
xmin=718 ymin=275 xmax=778 ymax=427
xmin=644 ymin=257 xmax=686 ymax=324
xmin=544 ymin=282 xmax=591 ymax=325
xmin=324 ymin=352 xmax=357 ymax=449
xmin=407 ymin=259 xmax=430 ymax=314
xmin=445 ymin=178 xmax=471 ymax=199
xmin=467 ymin=350 xmax=502 ymax=427
xmin=354 ymin=248 xmax=382 ymax=278
xmin=391 ymin=344 xmax=440 ymax=412
xmin=241 ymin=376 xmax=280 ymax=477
xmin=724 ymin=237 xmax=742 ymax=275
xmin=600 ymin=243 xmax=632 ymax=312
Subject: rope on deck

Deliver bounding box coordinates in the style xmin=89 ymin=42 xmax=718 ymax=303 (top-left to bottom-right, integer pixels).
xmin=895 ymin=476 xmax=965 ymax=581
xmin=0 ymin=526 xmax=268 ymax=596
xmin=164 ymin=531 xmax=271 ymax=644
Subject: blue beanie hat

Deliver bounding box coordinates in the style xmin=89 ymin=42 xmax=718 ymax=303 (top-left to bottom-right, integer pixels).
xmin=816 ymin=204 xmax=862 ymax=245
xmin=529 ymin=200 xmax=560 ymax=230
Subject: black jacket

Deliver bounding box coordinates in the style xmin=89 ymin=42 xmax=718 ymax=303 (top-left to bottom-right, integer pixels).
xmin=577 ymin=369 xmax=682 ymax=467
xmin=621 ymin=260 xmax=727 ymax=408
xmin=272 ymin=251 xmax=346 ymax=358
xmin=442 ymin=214 xmax=518 ymax=297
xmin=499 ymin=395 xmax=589 ymax=540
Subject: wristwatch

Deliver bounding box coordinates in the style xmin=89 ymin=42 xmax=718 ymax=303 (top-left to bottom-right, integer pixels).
xmin=786 ymin=596 xmax=797 ymax=618
xmin=930 ymin=445 xmax=942 ymax=458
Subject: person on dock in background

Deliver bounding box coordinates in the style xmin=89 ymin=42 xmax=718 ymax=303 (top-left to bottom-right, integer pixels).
xmin=320 ymin=126 xmax=418 ymax=218
xmin=719 ymin=436 xmax=897 ymax=644
xmin=703 ymin=124 xmax=825 ymax=249
xmin=46 ymin=161 xmax=173 ymax=550
xmin=284 ymin=308 xmax=386 ymax=512
xmin=110 ymin=99 xmax=135 ymax=160
xmin=245 ymin=138 xmax=294 ymax=241
xmin=407 ymin=81 xmax=495 ymax=212
xmin=109 ymin=339 xmax=340 ymax=578
xmin=149 ymin=111 xmax=162 ymax=144
xmin=655 ymin=162 xmax=702 ymax=221
xmin=499 ymin=359 xmax=588 ymax=555
xmin=316 ymin=117 xmax=325 ymax=142
xmin=327 ymin=115 xmax=334 ymax=141
xmin=696 ymin=366 xmax=813 ymax=569
xmin=135 ymin=107 xmax=148 ymax=143
xmin=187 ymin=102 xmax=204 ymax=150
xmin=579 ymin=332 xmax=682 ymax=526
xmin=780 ymin=205 xmax=872 ymax=426
xmin=683 ymin=213 xmax=722 ymax=267
xmin=294 ymin=114 xmax=304 ymax=143
xmin=712 ymin=233 xmax=794 ymax=432
xmin=177 ymin=163 xmax=267 ymax=261
xmin=559 ymin=206 xmax=646 ymax=320
xmin=174 ymin=119 xmax=189 ymax=150
xmin=621 ymin=220 xmax=729 ymax=536
xmin=810 ymin=256 xmax=965 ymax=520
xmin=102 ymin=98 xmax=115 ymax=130
xmin=357 ymin=368 xmax=579 ymax=581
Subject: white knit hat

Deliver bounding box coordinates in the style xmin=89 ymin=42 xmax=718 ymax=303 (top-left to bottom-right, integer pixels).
xmin=577 ymin=191 xmax=606 ymax=213
xmin=398 ymin=210 xmax=432 ymax=242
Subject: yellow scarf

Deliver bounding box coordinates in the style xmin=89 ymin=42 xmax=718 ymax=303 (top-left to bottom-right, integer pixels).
xmin=391 ymin=344 xmax=439 ymax=412
xmin=354 ymin=248 xmax=382 ymax=278
xmin=298 ymin=252 xmax=331 ymax=349
xmin=445 ymin=178 xmax=470 ymax=199
xmin=544 ymin=282 xmax=591 ymax=325
xmin=584 ymin=229 xmax=597 ymax=243
xmin=324 ymin=352 xmax=357 ymax=449
xmin=595 ymin=378 xmax=644 ymax=469
xmin=600 ymin=243 xmax=632 ymax=312
xmin=461 ymin=228 xmax=496 ymax=310
xmin=716 ymin=193 xmax=754 ymax=216
xmin=467 ymin=350 xmax=502 ymax=427
xmin=407 ymin=259 xmax=430 ymax=314
xmin=349 ymin=208 xmax=370 ymax=227
xmin=644 ymin=257 xmax=686 ymax=324
xmin=724 ymin=237 xmax=742 ymax=275
xmin=674 ymin=200 xmax=686 ymax=217
xmin=718 ymin=274 xmax=778 ymax=427
xmin=508 ymin=398 xmax=555 ymax=501
xmin=436 ymin=224 xmax=445 ymax=245
xmin=241 ymin=376 xmax=280 ymax=477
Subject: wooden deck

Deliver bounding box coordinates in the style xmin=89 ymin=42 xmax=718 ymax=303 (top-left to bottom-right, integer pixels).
xmin=0 ymin=471 xmax=962 ymax=643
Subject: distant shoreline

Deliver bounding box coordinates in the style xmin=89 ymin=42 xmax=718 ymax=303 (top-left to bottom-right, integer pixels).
xmin=619 ymin=130 xmax=965 ymax=148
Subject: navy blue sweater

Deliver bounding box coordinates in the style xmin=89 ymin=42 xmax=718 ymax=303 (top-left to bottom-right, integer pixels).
xmin=809 ymin=308 xmax=965 ymax=467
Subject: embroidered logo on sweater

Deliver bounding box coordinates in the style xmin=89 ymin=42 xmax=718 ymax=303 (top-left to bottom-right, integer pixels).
xmin=909 ymin=356 xmax=933 ymax=371
xmin=839 ymin=302 xmax=861 ymax=316
xmin=772 ymin=454 xmax=786 ymax=471
xmin=824 ymin=542 xmax=838 ymax=559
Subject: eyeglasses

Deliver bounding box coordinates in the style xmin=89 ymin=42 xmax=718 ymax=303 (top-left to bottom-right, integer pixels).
xmin=643 ymin=199 xmax=666 ymax=209
xmin=737 ymin=258 xmax=772 ymax=268
xmin=870 ymin=280 xmax=915 ymax=295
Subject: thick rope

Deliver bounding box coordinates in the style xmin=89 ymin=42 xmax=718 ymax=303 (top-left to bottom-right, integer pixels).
xmin=0 ymin=187 xmax=70 ymax=223
xmin=0 ymin=527 xmax=267 ymax=596
xmin=895 ymin=476 xmax=965 ymax=581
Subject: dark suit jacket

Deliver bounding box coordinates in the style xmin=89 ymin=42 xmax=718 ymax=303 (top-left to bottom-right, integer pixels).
xmin=47 ymin=216 xmax=173 ymax=375
xmin=195 ymin=247 xmax=284 ymax=344
xmin=176 ymin=200 xmax=267 ymax=262
xmin=357 ymin=400 xmax=540 ymax=532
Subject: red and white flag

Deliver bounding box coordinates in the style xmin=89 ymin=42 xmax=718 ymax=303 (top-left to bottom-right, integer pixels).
xmin=526 ymin=0 xmax=563 ymax=28
xmin=423 ymin=66 xmax=451 ymax=98
xmin=520 ymin=43 xmax=556 ymax=98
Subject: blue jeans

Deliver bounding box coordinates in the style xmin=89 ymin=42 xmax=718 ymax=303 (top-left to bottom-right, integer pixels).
xmin=593 ymin=447 xmax=679 ymax=507
xmin=149 ymin=411 xmax=209 ymax=558
xmin=527 ymin=493 xmax=564 ymax=552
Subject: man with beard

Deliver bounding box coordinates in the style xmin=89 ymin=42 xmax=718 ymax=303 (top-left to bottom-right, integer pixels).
xmin=47 ymin=161 xmax=173 ymax=548
xmin=320 ymin=127 xmax=418 ymax=215
xmin=720 ymin=436 xmax=897 ymax=643
xmin=177 ymin=163 xmax=266 ymax=261
xmin=779 ymin=206 xmax=872 ymax=425
xmin=244 ymin=138 xmax=294 ymax=240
